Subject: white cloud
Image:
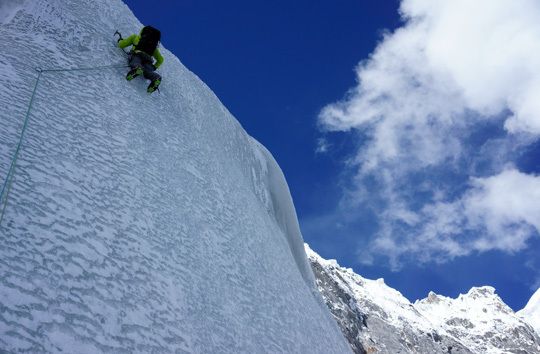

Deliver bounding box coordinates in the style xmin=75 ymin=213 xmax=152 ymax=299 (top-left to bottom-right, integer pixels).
xmin=362 ymin=169 xmax=540 ymax=268
xmin=315 ymin=137 xmax=330 ymax=154
xmin=464 ymin=169 xmax=540 ymax=248
xmin=319 ymin=0 xmax=540 ymax=265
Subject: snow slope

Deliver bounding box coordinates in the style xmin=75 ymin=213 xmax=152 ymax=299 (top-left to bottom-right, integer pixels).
xmin=0 ymin=1 xmax=351 ymax=352
xmin=518 ymin=288 xmax=540 ymax=336
xmin=307 ymin=244 xmax=540 ymax=354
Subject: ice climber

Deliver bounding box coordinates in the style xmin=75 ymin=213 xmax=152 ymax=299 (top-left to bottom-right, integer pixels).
xmin=118 ymin=25 xmax=163 ymax=93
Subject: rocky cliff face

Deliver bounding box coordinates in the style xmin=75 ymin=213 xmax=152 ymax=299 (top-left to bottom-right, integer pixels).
xmin=306 ymin=244 xmax=540 ymax=354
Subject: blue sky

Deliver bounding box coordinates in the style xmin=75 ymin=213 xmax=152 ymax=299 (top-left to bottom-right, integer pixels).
xmin=122 ymin=0 xmax=540 ymax=311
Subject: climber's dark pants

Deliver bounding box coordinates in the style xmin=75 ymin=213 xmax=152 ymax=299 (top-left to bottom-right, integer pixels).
xmin=129 ymin=52 xmax=161 ymax=82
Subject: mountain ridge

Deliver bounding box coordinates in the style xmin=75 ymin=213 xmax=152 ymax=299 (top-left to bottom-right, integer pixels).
xmin=307 ymin=243 xmax=540 ymax=354
xmin=517 ymin=288 xmax=540 ymax=336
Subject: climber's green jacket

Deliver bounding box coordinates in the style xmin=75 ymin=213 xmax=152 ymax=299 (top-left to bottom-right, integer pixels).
xmin=118 ymin=33 xmax=164 ymax=69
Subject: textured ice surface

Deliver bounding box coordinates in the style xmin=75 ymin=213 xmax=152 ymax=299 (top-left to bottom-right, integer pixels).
xmin=0 ymin=0 xmax=25 ymax=25
xmin=0 ymin=1 xmax=350 ymax=352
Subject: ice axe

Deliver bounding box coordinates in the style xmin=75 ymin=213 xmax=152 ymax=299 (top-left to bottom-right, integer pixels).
xmin=114 ymin=30 xmax=130 ymax=55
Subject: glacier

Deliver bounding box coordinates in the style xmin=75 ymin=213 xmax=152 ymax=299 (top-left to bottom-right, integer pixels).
xmin=0 ymin=1 xmax=351 ymax=352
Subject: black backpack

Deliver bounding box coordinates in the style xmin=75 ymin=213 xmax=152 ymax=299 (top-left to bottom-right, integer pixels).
xmin=136 ymin=26 xmax=161 ymax=55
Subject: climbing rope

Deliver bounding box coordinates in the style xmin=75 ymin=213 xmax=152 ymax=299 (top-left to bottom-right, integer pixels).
xmin=39 ymin=63 xmax=129 ymax=73
xmin=0 ymin=63 xmax=129 ymax=227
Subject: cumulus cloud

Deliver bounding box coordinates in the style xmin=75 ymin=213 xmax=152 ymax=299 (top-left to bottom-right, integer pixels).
xmin=322 ymin=0 xmax=540 ymax=137
xmin=367 ymin=169 xmax=540 ymax=268
xmin=319 ymin=0 xmax=540 ymax=266
xmin=465 ymin=170 xmax=540 ymax=242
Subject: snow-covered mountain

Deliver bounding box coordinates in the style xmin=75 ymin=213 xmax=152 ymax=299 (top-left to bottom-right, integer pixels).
xmin=518 ymin=288 xmax=540 ymax=337
xmin=415 ymin=287 xmax=540 ymax=353
xmin=306 ymin=244 xmax=540 ymax=354
xmin=0 ymin=1 xmax=351 ymax=352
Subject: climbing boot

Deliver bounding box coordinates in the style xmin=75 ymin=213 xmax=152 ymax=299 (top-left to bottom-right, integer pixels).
xmin=126 ymin=67 xmax=143 ymax=81
xmin=147 ymin=78 xmax=161 ymax=93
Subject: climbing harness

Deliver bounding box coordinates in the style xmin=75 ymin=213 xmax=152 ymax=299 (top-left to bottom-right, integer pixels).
xmin=0 ymin=62 xmax=129 ymax=227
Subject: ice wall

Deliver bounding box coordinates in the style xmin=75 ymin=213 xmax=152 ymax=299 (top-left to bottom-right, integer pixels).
xmin=0 ymin=1 xmax=350 ymax=352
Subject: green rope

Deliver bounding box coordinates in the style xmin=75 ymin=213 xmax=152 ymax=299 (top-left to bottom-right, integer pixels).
xmin=0 ymin=69 xmax=42 ymax=227
xmin=41 ymin=63 xmax=129 ymax=73
xmin=0 ymin=63 xmax=129 ymax=227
